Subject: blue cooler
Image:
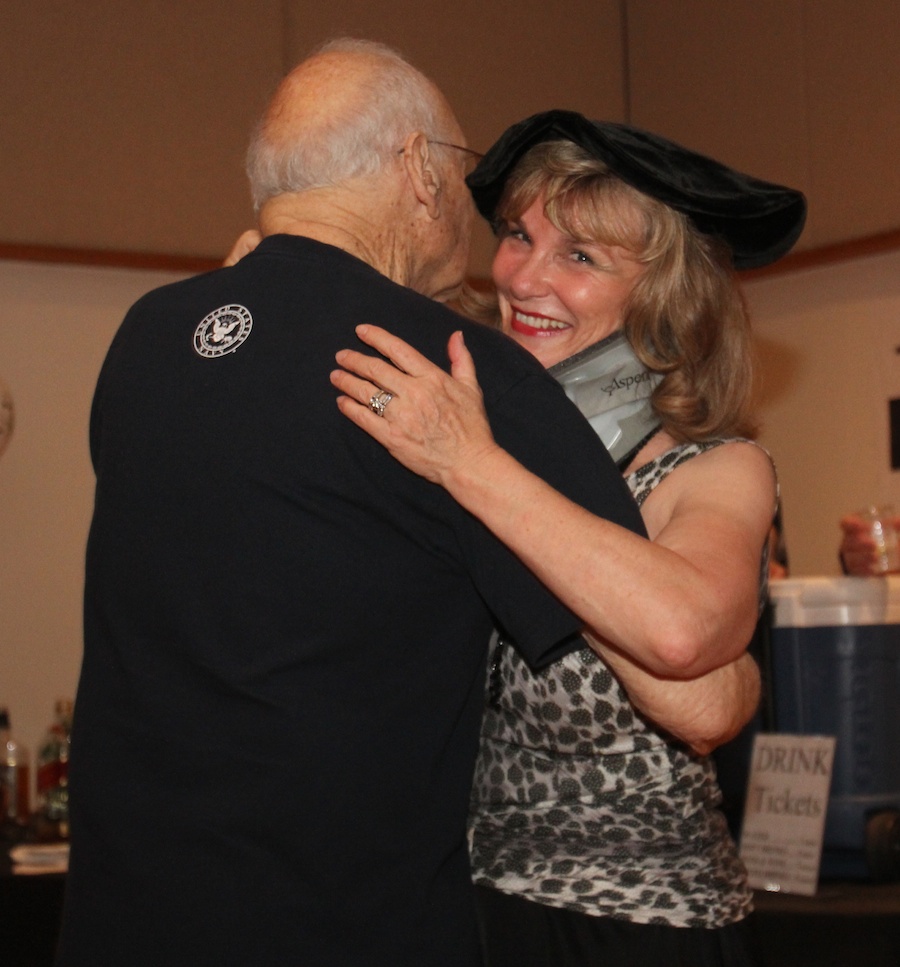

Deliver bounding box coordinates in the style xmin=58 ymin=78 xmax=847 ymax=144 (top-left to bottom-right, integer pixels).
xmin=768 ymin=576 xmax=900 ymax=879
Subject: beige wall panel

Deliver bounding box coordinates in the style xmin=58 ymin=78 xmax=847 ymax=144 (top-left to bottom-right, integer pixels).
xmin=284 ymin=0 xmax=626 ymax=150
xmin=0 ymin=2 xmax=282 ymax=259
xmin=5 ymin=1 xmax=900 ymax=264
xmin=283 ymin=0 xmax=628 ymax=275
xmin=803 ymin=0 xmax=900 ymax=243
xmin=746 ymin=252 xmax=900 ymax=576
xmin=0 ymin=258 xmax=189 ymax=767
xmin=625 ymin=1 xmax=813 ymax=242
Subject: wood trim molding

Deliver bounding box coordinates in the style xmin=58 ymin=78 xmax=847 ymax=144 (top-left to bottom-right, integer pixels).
xmin=0 ymin=242 xmax=221 ymax=275
xmin=738 ymin=228 xmax=900 ymax=281
xmin=4 ymin=227 xmax=900 ymax=281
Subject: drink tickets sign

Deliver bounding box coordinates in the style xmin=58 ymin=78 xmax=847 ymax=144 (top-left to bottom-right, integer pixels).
xmin=738 ymin=733 xmax=836 ymax=895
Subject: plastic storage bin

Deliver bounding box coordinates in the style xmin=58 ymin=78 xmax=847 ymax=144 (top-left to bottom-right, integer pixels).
xmin=768 ymin=576 xmax=900 ymax=879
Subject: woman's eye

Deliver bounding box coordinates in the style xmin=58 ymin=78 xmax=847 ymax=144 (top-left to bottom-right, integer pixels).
xmin=496 ymin=220 xmax=529 ymax=244
xmin=571 ymin=249 xmax=594 ymax=265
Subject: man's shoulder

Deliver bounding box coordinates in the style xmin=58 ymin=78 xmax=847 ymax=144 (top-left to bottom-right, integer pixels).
xmin=380 ymin=298 xmax=546 ymax=386
xmin=454 ymin=318 xmax=561 ymax=400
xmin=125 ymin=265 xmax=230 ymax=317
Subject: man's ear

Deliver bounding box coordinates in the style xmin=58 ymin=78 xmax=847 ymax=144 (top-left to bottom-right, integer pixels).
xmin=400 ymin=132 xmax=442 ymax=219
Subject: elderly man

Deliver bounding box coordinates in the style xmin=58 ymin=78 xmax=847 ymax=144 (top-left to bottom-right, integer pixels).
xmin=57 ymin=39 xmax=643 ymax=967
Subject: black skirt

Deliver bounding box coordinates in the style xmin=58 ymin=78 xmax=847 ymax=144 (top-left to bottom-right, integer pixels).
xmin=475 ymin=885 xmax=762 ymax=967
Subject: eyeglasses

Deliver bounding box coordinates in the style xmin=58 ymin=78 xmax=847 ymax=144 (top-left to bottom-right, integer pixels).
xmin=396 ymin=140 xmax=484 ymax=175
xmin=428 ymin=141 xmax=484 ymax=175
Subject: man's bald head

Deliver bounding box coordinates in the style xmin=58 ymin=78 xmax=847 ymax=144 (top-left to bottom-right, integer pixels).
xmin=246 ymin=38 xmax=464 ymax=212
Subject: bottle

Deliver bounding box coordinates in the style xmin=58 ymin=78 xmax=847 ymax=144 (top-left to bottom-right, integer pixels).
xmin=35 ymin=699 xmax=73 ymax=841
xmin=0 ymin=706 xmax=31 ymax=837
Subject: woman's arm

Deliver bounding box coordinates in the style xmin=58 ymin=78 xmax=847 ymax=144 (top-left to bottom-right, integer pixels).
xmin=587 ymin=631 xmax=761 ymax=755
xmin=331 ymin=325 xmax=774 ymax=680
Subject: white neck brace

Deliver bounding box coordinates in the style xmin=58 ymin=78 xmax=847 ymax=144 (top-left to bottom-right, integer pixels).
xmin=549 ymin=332 xmax=662 ymax=468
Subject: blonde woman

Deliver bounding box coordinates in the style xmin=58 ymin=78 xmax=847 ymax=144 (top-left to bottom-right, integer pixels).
xmin=332 ymin=111 xmax=806 ymax=967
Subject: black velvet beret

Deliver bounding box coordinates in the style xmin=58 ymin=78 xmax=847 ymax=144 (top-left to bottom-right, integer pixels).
xmin=466 ymin=110 xmax=807 ymax=270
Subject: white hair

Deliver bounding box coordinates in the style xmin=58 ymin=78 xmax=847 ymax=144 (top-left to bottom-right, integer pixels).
xmin=246 ymin=38 xmax=455 ymax=212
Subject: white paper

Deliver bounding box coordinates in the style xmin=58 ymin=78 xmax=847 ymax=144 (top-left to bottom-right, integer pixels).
xmin=738 ymin=733 xmax=836 ymax=896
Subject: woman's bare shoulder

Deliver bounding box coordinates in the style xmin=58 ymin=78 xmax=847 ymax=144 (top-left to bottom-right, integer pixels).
xmin=693 ymin=438 xmax=775 ymax=481
xmin=640 ymin=438 xmax=776 ymax=535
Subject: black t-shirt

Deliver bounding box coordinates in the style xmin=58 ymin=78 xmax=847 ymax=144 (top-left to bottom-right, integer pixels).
xmin=59 ymin=235 xmax=644 ymax=967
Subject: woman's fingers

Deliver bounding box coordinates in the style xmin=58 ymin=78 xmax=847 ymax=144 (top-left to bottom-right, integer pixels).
xmin=334 ymin=391 xmax=390 ymax=431
xmin=333 ymin=347 xmax=407 ymax=395
xmin=330 ymin=324 xmax=497 ymax=488
xmin=355 ymin=324 xmax=441 ymax=378
xmin=333 ymin=326 xmax=466 ymax=416
xmin=447 ymin=331 xmax=477 ymax=386
xmin=329 ymin=367 xmax=386 ymax=410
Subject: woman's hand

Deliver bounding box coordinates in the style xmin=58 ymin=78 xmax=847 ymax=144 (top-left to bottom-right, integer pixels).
xmin=839 ymin=512 xmax=900 ymax=576
xmin=330 ymin=325 xmax=500 ymax=487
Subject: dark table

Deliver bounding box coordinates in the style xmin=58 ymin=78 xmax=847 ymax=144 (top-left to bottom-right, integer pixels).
xmin=2 ymin=861 xmax=900 ymax=967
xmin=0 ymin=857 xmax=65 ymax=967
xmin=753 ymin=879 xmax=900 ymax=967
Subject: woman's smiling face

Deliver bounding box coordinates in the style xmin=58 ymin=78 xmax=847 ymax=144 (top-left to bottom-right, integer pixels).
xmin=492 ymin=195 xmax=646 ymax=369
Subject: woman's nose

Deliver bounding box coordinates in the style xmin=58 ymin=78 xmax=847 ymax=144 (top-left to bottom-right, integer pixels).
xmin=505 ymin=252 xmax=550 ymax=300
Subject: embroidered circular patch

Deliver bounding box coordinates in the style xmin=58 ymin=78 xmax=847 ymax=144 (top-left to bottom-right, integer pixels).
xmin=193 ymin=304 xmax=253 ymax=358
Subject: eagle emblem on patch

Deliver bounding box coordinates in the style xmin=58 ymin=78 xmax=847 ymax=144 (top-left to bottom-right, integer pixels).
xmin=193 ymin=305 xmax=253 ymax=358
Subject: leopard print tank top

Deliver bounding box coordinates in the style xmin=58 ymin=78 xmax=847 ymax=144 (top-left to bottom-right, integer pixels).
xmin=468 ymin=440 xmax=757 ymax=927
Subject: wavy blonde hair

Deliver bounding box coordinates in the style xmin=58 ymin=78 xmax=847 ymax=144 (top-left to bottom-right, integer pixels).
xmin=461 ymin=140 xmax=757 ymax=442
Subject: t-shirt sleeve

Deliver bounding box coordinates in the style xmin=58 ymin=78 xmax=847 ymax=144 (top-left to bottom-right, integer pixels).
xmin=456 ymin=363 xmax=647 ymax=670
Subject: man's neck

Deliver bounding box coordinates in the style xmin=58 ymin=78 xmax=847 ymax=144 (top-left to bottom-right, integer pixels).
xmin=258 ymin=184 xmax=413 ymax=287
